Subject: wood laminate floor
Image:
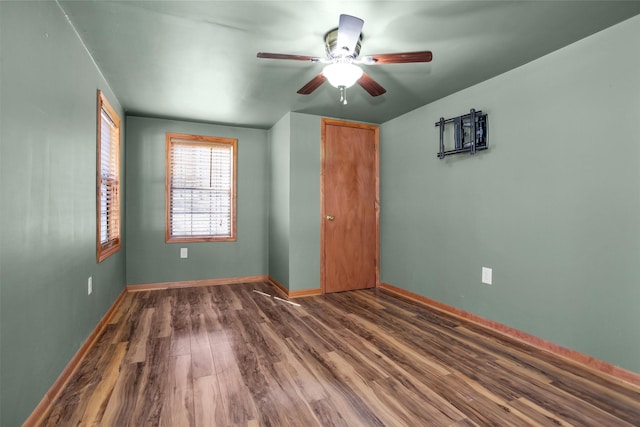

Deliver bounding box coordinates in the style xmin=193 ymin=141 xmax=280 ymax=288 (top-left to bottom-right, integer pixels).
xmin=39 ymin=282 xmax=640 ymax=426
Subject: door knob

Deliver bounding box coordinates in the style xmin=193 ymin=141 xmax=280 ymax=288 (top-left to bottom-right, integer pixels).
xmin=326 ymin=214 xmax=335 ymax=221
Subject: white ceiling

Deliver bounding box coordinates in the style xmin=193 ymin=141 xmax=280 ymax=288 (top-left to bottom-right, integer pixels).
xmin=58 ymin=1 xmax=640 ymax=129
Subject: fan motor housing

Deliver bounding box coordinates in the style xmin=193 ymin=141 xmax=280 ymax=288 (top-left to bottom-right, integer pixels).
xmin=324 ymin=28 xmax=362 ymax=59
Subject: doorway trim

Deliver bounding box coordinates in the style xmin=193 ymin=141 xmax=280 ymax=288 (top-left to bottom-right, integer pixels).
xmin=320 ymin=118 xmax=380 ymax=294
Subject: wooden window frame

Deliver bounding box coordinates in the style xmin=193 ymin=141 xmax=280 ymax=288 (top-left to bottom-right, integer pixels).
xmin=96 ymin=90 xmax=121 ymax=262
xmin=165 ymin=132 xmax=238 ymax=243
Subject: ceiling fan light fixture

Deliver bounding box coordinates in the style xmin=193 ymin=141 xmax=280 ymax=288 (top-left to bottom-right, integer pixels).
xmin=322 ymin=62 xmax=363 ymax=88
xmin=257 ymin=14 xmax=428 ymax=99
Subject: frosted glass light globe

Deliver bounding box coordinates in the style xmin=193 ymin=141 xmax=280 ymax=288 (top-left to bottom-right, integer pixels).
xmin=322 ymin=62 xmax=363 ymax=88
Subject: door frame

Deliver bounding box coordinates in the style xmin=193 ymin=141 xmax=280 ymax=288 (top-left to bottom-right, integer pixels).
xmin=320 ymin=118 xmax=380 ymax=294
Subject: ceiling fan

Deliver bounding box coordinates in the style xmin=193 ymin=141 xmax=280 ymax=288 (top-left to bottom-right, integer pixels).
xmin=257 ymin=14 xmax=433 ymax=104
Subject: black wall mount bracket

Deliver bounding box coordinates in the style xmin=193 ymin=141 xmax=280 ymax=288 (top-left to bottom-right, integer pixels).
xmin=436 ymin=109 xmax=488 ymax=159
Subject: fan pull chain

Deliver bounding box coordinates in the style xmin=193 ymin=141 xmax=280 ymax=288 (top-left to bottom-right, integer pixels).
xmin=339 ymin=85 xmax=347 ymax=105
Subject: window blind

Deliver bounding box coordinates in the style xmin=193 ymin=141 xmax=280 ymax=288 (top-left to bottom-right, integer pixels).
xmin=99 ymin=110 xmax=119 ymax=244
xmin=97 ymin=91 xmax=121 ymax=261
xmin=167 ymin=136 xmax=236 ymax=241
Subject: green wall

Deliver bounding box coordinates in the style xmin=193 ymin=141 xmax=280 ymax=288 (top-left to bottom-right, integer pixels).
xmin=0 ymin=2 xmax=126 ymax=425
xmin=289 ymin=113 xmax=322 ymax=292
xmin=268 ymin=113 xmax=291 ymax=287
xmin=125 ymin=116 xmax=269 ymax=285
xmin=267 ymin=113 xmax=322 ymax=292
xmin=380 ymin=15 xmax=640 ymax=374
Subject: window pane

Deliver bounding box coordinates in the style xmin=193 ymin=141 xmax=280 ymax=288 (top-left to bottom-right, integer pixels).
xmin=97 ymin=91 xmax=121 ymax=261
xmin=166 ymin=134 xmax=237 ymax=242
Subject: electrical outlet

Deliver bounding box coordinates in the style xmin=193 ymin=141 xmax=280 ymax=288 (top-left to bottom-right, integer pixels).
xmin=180 ymin=248 xmax=188 ymax=258
xmin=88 ymin=276 xmax=93 ymax=295
xmin=482 ymin=267 xmax=492 ymax=285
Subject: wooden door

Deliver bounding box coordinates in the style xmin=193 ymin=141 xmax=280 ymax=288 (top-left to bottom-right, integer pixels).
xmin=321 ymin=119 xmax=379 ymax=293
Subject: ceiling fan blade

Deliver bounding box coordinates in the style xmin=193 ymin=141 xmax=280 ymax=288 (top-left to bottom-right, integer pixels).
xmin=363 ymin=51 xmax=433 ymax=64
xmin=336 ymin=14 xmax=364 ymax=56
xmin=257 ymin=52 xmax=323 ymax=62
xmin=358 ymin=72 xmax=386 ymax=97
xmin=297 ymin=74 xmax=327 ymax=95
